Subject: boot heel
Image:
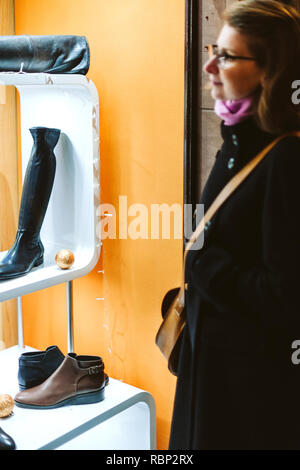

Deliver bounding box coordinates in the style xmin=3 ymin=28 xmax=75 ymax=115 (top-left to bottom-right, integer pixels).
xmin=71 ymin=387 xmax=105 ymax=406
xmin=34 ymin=255 xmax=44 ymax=267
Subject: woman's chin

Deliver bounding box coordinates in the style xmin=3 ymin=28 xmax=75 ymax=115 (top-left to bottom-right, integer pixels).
xmin=211 ymin=88 xmax=225 ymax=101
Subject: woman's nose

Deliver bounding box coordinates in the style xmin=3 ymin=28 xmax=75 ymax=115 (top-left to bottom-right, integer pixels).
xmin=203 ymin=55 xmax=219 ymax=75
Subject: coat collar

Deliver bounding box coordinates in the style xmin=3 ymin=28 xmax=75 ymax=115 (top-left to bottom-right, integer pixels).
xmin=220 ymin=116 xmax=276 ymax=163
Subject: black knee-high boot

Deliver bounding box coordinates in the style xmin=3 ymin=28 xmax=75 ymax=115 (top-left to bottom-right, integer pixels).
xmin=0 ymin=126 xmax=60 ymax=280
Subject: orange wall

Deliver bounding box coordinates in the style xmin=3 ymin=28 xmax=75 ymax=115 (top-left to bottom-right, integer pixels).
xmin=14 ymin=0 xmax=185 ymax=449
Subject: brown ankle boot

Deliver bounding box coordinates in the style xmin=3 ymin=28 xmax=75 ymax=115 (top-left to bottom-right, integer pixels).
xmin=14 ymin=353 xmax=106 ymax=409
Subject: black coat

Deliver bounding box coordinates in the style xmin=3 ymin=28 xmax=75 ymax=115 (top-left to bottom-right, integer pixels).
xmin=168 ymin=116 xmax=300 ymax=450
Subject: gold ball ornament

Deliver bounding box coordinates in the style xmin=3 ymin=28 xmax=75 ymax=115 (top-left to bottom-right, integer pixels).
xmin=0 ymin=394 xmax=14 ymax=418
xmin=55 ymin=249 xmax=75 ymax=270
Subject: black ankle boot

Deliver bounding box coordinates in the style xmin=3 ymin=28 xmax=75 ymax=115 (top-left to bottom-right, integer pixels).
xmin=18 ymin=345 xmax=65 ymax=390
xmin=0 ymin=127 xmax=60 ymax=280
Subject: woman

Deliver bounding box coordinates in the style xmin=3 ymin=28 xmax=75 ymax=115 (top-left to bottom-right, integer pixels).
xmin=169 ymin=0 xmax=300 ymax=450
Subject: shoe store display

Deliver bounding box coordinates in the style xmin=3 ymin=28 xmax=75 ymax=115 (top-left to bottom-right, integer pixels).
xmin=14 ymin=352 xmax=106 ymax=409
xmin=18 ymin=346 xmax=65 ymax=390
xmin=0 ymin=427 xmax=16 ymax=451
xmin=0 ymin=35 xmax=113 ymax=450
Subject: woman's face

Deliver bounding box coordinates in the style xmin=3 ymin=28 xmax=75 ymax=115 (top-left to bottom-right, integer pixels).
xmin=203 ymin=23 xmax=264 ymax=101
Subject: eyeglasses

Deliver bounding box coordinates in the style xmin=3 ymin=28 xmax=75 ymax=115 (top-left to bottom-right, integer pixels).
xmin=205 ymin=44 xmax=257 ymax=69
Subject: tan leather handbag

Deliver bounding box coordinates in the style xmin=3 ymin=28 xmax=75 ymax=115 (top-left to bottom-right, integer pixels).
xmin=155 ymin=131 xmax=300 ymax=376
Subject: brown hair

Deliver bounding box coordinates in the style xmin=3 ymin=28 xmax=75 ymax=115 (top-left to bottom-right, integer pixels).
xmin=224 ymin=0 xmax=300 ymax=134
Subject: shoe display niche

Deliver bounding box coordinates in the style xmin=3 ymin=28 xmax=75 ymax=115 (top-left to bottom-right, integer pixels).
xmin=0 ymin=346 xmax=156 ymax=450
xmin=0 ymin=73 xmax=100 ymax=303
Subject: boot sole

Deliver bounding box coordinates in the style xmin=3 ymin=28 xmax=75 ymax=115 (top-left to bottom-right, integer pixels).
xmin=0 ymin=256 xmax=44 ymax=281
xmin=14 ymin=386 xmax=105 ymax=409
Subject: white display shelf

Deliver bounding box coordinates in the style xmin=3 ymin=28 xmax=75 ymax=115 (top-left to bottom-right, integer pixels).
xmin=0 ymin=73 xmax=101 ymax=302
xmin=0 ymin=346 xmax=156 ymax=450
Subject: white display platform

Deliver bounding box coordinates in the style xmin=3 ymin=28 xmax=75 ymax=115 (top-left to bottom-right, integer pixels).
xmin=0 ymin=73 xmax=101 ymax=302
xmin=0 ymin=346 xmax=156 ymax=450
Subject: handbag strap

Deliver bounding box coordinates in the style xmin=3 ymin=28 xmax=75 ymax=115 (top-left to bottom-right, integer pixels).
xmin=177 ymin=130 xmax=300 ymax=306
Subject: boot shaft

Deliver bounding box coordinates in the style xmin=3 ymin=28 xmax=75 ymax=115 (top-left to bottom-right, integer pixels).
xmin=29 ymin=126 xmax=60 ymax=149
xmin=18 ymin=126 xmax=60 ymax=231
xmin=66 ymin=353 xmax=105 ymax=392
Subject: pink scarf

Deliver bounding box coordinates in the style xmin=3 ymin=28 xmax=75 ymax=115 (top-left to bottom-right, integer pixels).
xmin=214 ymin=97 xmax=254 ymax=126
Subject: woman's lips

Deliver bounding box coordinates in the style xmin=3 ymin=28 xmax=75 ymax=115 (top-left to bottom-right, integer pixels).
xmin=204 ymin=79 xmax=223 ymax=91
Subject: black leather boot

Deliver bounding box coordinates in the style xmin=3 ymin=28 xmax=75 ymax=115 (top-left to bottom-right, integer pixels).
xmin=0 ymin=427 xmax=16 ymax=450
xmin=18 ymin=345 xmax=65 ymax=390
xmin=0 ymin=127 xmax=60 ymax=280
